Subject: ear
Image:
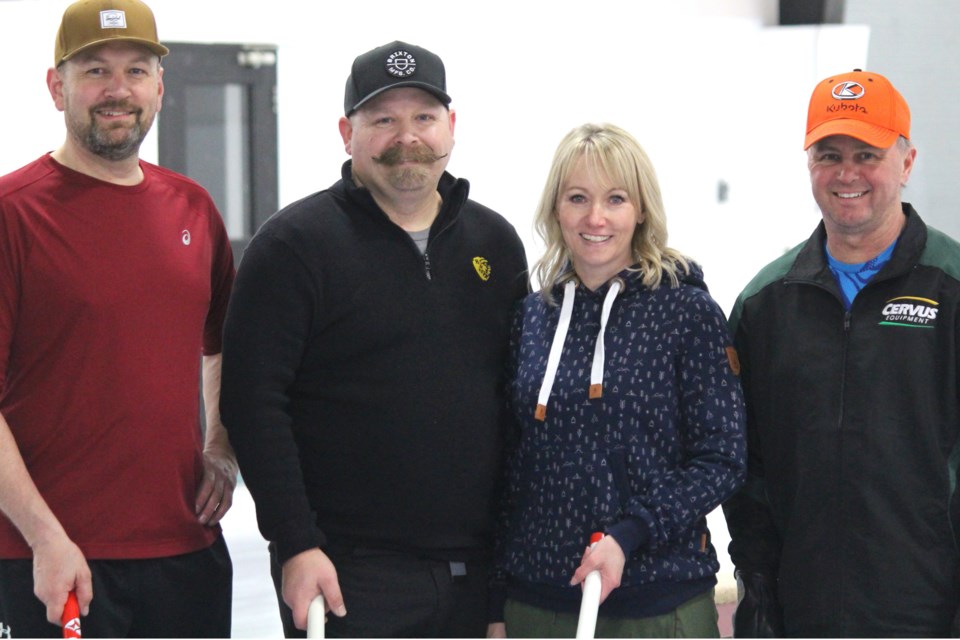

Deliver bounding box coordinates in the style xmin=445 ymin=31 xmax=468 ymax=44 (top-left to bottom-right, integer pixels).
xmin=447 ymin=109 xmax=456 ymax=153
xmin=900 ymin=145 xmax=917 ymax=187
xmin=338 ymin=116 xmax=353 ymax=156
xmin=47 ymin=66 xmax=67 ymax=112
xmin=156 ymin=65 xmax=165 ymax=113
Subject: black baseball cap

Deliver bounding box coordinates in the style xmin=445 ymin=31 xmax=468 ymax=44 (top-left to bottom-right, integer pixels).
xmin=344 ymin=40 xmax=451 ymax=116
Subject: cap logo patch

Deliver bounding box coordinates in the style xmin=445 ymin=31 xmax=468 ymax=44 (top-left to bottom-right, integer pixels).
xmin=385 ymin=50 xmax=416 ymax=78
xmin=832 ymin=81 xmax=865 ymax=100
xmin=100 ymin=9 xmax=128 ymax=29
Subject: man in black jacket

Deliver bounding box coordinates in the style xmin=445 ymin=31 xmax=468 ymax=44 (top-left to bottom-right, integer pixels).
xmin=723 ymin=69 xmax=960 ymax=637
xmin=220 ymin=41 xmax=528 ymax=638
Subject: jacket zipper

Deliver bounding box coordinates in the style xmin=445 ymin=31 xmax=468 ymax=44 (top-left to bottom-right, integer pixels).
xmin=420 ymin=213 xmax=458 ymax=281
xmin=423 ymin=250 xmax=433 ymax=281
xmin=784 ymin=278 xmax=850 ymax=425
xmin=838 ymin=311 xmax=851 ymax=429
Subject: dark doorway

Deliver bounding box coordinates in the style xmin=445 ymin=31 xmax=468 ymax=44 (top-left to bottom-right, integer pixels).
xmin=158 ymin=42 xmax=279 ymax=261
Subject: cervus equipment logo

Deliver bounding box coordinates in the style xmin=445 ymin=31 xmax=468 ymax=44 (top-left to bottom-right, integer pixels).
xmin=879 ymin=296 xmax=938 ymax=329
xmin=472 ymin=257 xmax=491 ymax=281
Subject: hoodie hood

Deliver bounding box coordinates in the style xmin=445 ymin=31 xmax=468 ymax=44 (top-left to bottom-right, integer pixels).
xmin=677 ymin=261 xmax=707 ymax=292
xmin=548 ymin=260 xmax=707 ymax=300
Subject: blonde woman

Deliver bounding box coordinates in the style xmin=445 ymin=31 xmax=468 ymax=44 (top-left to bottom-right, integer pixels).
xmin=491 ymin=124 xmax=746 ymax=638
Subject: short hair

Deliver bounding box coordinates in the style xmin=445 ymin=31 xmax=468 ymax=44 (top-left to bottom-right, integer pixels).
xmin=532 ymin=123 xmax=690 ymax=303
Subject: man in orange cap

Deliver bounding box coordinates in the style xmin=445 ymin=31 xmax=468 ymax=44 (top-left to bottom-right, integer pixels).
xmin=0 ymin=0 xmax=236 ymax=636
xmin=723 ymin=69 xmax=960 ymax=636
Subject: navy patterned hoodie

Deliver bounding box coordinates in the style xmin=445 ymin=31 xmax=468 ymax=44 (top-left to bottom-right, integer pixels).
xmin=498 ymin=263 xmax=746 ymax=617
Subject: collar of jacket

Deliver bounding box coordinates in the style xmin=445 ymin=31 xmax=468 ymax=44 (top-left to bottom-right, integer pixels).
xmin=337 ymin=160 xmax=470 ymax=231
xmin=787 ymin=202 xmax=926 ymax=287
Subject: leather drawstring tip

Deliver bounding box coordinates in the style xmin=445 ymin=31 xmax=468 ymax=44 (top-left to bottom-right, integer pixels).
xmin=589 ymin=384 xmax=602 ymax=399
xmin=535 ymin=404 xmax=547 ymax=421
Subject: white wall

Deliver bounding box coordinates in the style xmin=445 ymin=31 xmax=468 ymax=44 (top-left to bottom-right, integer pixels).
xmin=846 ymin=0 xmax=960 ymax=241
xmin=0 ymin=0 xmax=871 ymax=315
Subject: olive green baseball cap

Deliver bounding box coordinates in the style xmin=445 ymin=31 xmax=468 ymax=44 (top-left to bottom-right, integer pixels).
xmin=55 ymin=0 xmax=169 ymax=66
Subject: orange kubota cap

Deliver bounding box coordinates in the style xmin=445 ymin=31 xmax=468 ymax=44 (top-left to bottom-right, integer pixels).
xmin=54 ymin=0 xmax=169 ymax=67
xmin=804 ymin=69 xmax=910 ymax=150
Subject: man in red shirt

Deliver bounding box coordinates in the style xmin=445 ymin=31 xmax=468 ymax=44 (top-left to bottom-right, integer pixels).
xmin=0 ymin=0 xmax=237 ymax=636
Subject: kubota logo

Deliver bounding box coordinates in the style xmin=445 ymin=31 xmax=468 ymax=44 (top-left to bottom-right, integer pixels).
xmin=879 ymin=296 xmax=938 ymax=328
xmin=832 ymin=81 xmax=865 ymax=100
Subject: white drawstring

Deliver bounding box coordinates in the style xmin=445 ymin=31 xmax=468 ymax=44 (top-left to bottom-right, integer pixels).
xmin=535 ymin=280 xmax=576 ymax=421
xmin=590 ymin=279 xmax=622 ymax=399
xmin=535 ymin=278 xmax=622 ymax=420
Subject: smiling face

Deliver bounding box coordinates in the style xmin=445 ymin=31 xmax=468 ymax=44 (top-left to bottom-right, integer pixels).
xmin=339 ymin=87 xmax=455 ymax=206
xmin=808 ymin=134 xmax=915 ymax=244
xmin=49 ymin=41 xmax=163 ymax=163
xmin=556 ymin=157 xmax=642 ymax=290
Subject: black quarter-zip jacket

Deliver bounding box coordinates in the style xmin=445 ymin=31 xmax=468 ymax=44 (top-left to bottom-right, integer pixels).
xmin=723 ymin=205 xmax=960 ymax=636
xmin=220 ymin=161 xmax=529 ymax=565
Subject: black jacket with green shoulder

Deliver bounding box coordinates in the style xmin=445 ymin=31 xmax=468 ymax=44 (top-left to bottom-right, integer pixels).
xmin=723 ymin=204 xmax=960 ymax=637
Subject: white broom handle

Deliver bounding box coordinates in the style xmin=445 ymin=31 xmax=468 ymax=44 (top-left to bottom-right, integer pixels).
xmin=575 ymin=532 xmax=605 ymax=639
xmin=306 ymin=594 xmax=325 ymax=638
xmin=576 ymin=571 xmax=602 ymax=639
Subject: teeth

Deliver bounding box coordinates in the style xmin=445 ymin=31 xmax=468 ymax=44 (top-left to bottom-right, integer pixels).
xmin=837 ymin=192 xmax=864 ymax=199
xmin=582 ymin=234 xmax=611 ymax=242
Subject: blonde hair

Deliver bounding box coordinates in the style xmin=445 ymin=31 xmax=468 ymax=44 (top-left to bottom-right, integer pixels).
xmin=532 ymin=123 xmax=690 ymax=303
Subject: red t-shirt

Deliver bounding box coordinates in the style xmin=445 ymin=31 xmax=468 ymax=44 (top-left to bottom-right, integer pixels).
xmin=0 ymin=155 xmax=235 ymax=559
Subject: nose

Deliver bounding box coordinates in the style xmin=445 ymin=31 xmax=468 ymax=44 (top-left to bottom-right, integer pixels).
xmin=586 ymin=202 xmax=606 ymax=226
xmin=835 ymin=161 xmax=859 ymax=182
xmin=393 ymin=120 xmax=420 ymax=146
xmin=103 ymin=72 xmax=132 ymax=100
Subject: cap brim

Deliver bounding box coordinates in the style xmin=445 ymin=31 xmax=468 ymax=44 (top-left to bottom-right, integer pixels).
xmin=804 ymin=119 xmax=900 ymax=150
xmin=61 ymin=37 xmax=169 ymax=64
xmin=348 ymin=82 xmax=451 ymax=115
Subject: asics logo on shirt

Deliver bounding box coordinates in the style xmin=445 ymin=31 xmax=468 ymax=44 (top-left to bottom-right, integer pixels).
xmin=880 ymin=296 xmax=938 ymax=328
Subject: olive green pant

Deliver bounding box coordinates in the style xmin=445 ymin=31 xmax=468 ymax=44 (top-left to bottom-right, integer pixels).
xmin=504 ymin=588 xmax=719 ymax=638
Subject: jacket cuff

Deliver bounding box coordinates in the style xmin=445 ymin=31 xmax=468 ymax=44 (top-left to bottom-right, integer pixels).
xmin=605 ymin=515 xmax=650 ymax=555
xmin=273 ymin=518 xmax=326 ymax=565
xmin=488 ymin=581 xmax=507 ymax=623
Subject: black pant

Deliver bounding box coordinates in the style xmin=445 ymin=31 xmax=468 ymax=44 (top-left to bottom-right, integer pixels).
xmin=0 ymin=535 xmax=232 ymax=638
xmin=269 ymin=543 xmax=489 ymax=638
